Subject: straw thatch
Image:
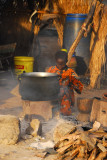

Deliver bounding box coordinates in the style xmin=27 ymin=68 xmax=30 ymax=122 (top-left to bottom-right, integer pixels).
xmin=44 ymin=0 xmax=93 ymax=46
xmin=53 ymin=16 xmax=65 ymax=47
xmin=89 ymin=3 xmax=107 ymax=88
xmin=45 ymin=0 xmax=92 ymax=14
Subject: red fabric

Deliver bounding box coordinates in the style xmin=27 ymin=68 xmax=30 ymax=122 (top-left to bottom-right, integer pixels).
xmin=48 ymin=66 xmax=83 ymax=115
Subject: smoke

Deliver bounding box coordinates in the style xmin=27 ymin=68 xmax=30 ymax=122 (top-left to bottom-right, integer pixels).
xmin=0 ymin=70 xmax=18 ymax=103
xmin=29 ymin=27 xmax=60 ymax=72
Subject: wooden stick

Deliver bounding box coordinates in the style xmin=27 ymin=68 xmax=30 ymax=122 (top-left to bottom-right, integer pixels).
xmin=97 ymin=143 xmax=107 ymax=152
xmin=60 ymin=133 xmax=80 ymax=142
xmin=56 ymin=142 xmax=73 ymax=154
xmin=54 ymin=127 xmax=77 ymax=150
xmin=62 ymin=147 xmax=80 ymax=159
xmin=80 ymin=133 xmax=96 ymax=151
xmin=67 ymin=0 xmax=98 ymax=66
xmin=88 ymin=148 xmax=97 ymax=160
xmin=95 ymin=151 xmax=107 ymax=160
xmin=74 ymin=158 xmax=86 ymax=160
xmin=54 ymin=134 xmax=80 ymax=151
xmin=78 ymin=146 xmax=86 ymax=158
xmin=87 ymin=131 xmax=107 ymax=138
xmin=66 ymin=126 xmax=77 ymax=135
xmin=103 ymin=141 xmax=107 ymax=147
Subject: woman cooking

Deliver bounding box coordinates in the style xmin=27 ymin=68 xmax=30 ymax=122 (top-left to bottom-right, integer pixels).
xmin=48 ymin=49 xmax=83 ymax=116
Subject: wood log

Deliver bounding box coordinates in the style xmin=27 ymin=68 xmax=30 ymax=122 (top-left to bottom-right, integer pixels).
xmin=88 ymin=148 xmax=97 ymax=160
xmin=74 ymin=158 xmax=86 ymax=160
xmin=97 ymin=143 xmax=107 ymax=152
xmin=87 ymin=131 xmax=107 ymax=138
xmin=62 ymin=147 xmax=80 ymax=160
xmin=66 ymin=126 xmax=77 ymax=135
xmin=77 ymin=146 xmax=86 ymax=158
xmin=55 ymin=140 xmax=70 ymax=150
xmin=54 ymin=128 xmax=78 ymax=150
xmin=54 ymin=134 xmax=80 ymax=151
xmin=89 ymin=136 xmax=101 ymax=144
xmin=95 ymin=151 xmax=107 ymax=160
xmin=73 ymin=139 xmax=82 ymax=148
xmin=60 ymin=132 xmax=80 ymax=142
xmin=80 ymin=133 xmax=96 ymax=151
xmin=56 ymin=142 xmax=73 ymax=154
xmin=64 ymin=157 xmax=72 ymax=160
xmin=55 ymin=138 xmax=81 ymax=152
xmin=54 ymin=155 xmax=63 ymax=160
xmin=56 ymin=138 xmax=81 ymax=152
xmin=103 ymin=141 xmax=107 ymax=147
xmin=67 ymin=0 xmax=98 ymax=66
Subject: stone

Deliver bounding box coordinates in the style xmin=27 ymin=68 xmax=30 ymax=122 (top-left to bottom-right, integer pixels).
xmin=90 ymin=99 xmax=107 ymax=127
xmin=0 ymin=115 xmax=20 ymax=145
xmin=77 ymin=98 xmax=93 ymax=113
xmin=53 ymin=122 xmax=74 ymax=143
xmin=22 ymin=100 xmax=59 ymax=121
xmin=26 ymin=119 xmax=42 ymax=137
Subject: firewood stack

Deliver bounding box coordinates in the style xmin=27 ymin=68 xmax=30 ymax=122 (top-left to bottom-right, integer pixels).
xmin=54 ymin=126 xmax=107 ymax=160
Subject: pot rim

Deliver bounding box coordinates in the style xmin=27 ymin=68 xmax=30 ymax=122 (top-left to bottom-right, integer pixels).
xmin=21 ymin=72 xmax=58 ymax=78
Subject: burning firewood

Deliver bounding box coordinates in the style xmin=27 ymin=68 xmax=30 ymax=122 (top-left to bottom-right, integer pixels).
xmin=97 ymin=143 xmax=107 ymax=152
xmin=103 ymin=140 xmax=107 ymax=147
xmin=95 ymin=151 xmax=107 ymax=160
xmin=77 ymin=146 xmax=87 ymax=158
xmin=88 ymin=148 xmax=97 ymax=160
xmin=62 ymin=147 xmax=80 ymax=159
xmin=54 ymin=126 xmax=107 ymax=160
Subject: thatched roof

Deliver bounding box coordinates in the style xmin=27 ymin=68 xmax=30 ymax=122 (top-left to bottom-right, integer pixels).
xmin=45 ymin=0 xmax=93 ymax=14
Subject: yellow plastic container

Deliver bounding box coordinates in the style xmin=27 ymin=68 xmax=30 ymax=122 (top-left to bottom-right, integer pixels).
xmin=14 ymin=56 xmax=34 ymax=76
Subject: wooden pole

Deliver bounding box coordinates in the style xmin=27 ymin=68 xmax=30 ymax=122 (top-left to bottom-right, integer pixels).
xmin=66 ymin=0 xmax=99 ymax=66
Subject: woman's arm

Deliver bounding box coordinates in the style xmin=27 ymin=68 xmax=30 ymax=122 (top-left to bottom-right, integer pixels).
xmin=70 ymin=71 xmax=83 ymax=94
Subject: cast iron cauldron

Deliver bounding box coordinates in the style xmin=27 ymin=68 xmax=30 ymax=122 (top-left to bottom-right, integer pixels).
xmin=19 ymin=72 xmax=60 ymax=101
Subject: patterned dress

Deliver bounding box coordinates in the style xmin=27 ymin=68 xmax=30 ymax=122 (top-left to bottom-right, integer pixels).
xmin=48 ymin=65 xmax=83 ymax=116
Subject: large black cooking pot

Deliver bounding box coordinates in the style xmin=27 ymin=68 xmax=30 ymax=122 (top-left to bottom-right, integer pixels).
xmin=19 ymin=72 xmax=60 ymax=101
